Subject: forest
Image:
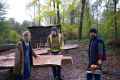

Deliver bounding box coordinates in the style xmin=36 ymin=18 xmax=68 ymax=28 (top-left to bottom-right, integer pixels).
xmin=0 ymin=0 xmax=120 ymax=43
xmin=0 ymin=0 xmax=120 ymax=80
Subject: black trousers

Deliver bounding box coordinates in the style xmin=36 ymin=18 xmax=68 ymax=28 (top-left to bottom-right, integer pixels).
xmin=52 ymin=65 xmax=61 ymax=79
xmin=87 ymin=73 xmax=101 ymax=80
xmin=51 ymin=51 xmax=62 ymax=79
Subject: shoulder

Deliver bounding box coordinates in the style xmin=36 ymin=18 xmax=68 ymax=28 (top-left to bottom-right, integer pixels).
xmin=17 ymin=41 xmax=22 ymax=46
xmin=16 ymin=41 xmax=23 ymax=48
xmin=48 ymin=35 xmax=51 ymax=39
xmin=58 ymin=33 xmax=63 ymax=38
xmin=96 ymin=37 xmax=104 ymax=43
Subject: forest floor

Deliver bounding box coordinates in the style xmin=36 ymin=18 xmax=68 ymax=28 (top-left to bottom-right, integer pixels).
xmin=0 ymin=42 xmax=120 ymax=80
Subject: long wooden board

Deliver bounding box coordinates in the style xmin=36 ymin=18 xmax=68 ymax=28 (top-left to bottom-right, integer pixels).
xmin=0 ymin=44 xmax=77 ymax=69
xmin=33 ymin=55 xmax=63 ymax=66
xmin=34 ymin=44 xmax=79 ymax=55
xmin=0 ymin=55 xmax=72 ymax=69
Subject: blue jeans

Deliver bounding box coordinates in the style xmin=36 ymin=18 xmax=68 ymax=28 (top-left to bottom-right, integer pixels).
xmin=16 ymin=74 xmax=22 ymax=80
xmin=87 ymin=73 xmax=101 ymax=80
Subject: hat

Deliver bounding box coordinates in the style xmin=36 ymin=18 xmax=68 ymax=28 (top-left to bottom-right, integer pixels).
xmin=51 ymin=27 xmax=58 ymax=32
xmin=89 ymin=28 xmax=97 ymax=33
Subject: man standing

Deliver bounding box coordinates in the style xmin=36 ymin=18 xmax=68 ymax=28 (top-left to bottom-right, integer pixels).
xmin=47 ymin=27 xmax=64 ymax=80
xmin=86 ymin=28 xmax=106 ymax=80
xmin=15 ymin=31 xmax=37 ymax=80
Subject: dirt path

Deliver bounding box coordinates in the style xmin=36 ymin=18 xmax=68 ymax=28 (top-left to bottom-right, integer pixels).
xmin=31 ymin=45 xmax=88 ymax=80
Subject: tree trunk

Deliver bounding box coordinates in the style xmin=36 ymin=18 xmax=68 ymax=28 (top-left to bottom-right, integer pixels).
xmin=113 ymin=0 xmax=118 ymax=39
xmin=53 ymin=0 xmax=56 ymax=24
xmin=56 ymin=1 xmax=61 ymax=31
xmin=79 ymin=0 xmax=86 ymax=40
xmin=33 ymin=4 xmax=36 ymax=26
xmin=57 ymin=4 xmax=61 ymax=24
xmin=38 ymin=0 xmax=40 ymax=26
xmin=70 ymin=11 xmax=75 ymax=24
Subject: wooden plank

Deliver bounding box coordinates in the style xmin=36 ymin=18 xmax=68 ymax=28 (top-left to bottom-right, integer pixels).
xmin=0 ymin=44 xmax=76 ymax=69
xmin=34 ymin=48 xmax=48 ymax=55
xmin=62 ymin=56 xmax=73 ymax=65
xmin=33 ymin=55 xmax=63 ymax=66
xmin=0 ymin=55 xmax=72 ymax=69
xmin=34 ymin=44 xmax=79 ymax=55
xmin=0 ymin=57 xmax=14 ymax=69
xmin=0 ymin=44 xmax=79 ymax=55
xmin=64 ymin=44 xmax=79 ymax=50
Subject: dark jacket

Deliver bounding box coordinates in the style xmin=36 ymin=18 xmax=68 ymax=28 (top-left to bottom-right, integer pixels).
xmin=88 ymin=36 xmax=106 ymax=67
xmin=22 ymin=41 xmax=33 ymax=66
xmin=15 ymin=41 xmax=33 ymax=75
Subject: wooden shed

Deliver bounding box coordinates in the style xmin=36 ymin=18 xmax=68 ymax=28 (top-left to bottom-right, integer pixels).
xmin=28 ymin=25 xmax=61 ymax=48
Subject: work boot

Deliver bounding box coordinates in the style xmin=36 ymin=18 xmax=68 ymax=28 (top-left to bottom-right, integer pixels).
xmin=55 ymin=76 xmax=63 ymax=80
xmin=59 ymin=78 xmax=63 ymax=80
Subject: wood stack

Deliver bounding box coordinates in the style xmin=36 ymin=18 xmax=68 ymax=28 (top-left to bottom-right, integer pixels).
xmin=0 ymin=55 xmax=72 ymax=69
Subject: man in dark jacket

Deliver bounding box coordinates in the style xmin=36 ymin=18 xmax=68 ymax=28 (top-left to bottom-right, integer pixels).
xmin=86 ymin=28 xmax=106 ymax=80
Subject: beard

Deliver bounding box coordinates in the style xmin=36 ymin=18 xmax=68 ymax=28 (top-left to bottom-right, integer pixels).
xmin=90 ymin=35 xmax=96 ymax=39
xmin=52 ymin=33 xmax=58 ymax=37
xmin=24 ymin=37 xmax=30 ymax=42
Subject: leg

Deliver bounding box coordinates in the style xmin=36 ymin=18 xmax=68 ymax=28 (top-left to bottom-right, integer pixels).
xmin=56 ymin=66 xmax=62 ymax=80
xmin=86 ymin=73 xmax=93 ymax=80
xmin=52 ymin=66 xmax=57 ymax=79
xmin=94 ymin=74 xmax=101 ymax=80
xmin=23 ymin=64 xmax=31 ymax=80
xmin=16 ymin=74 xmax=22 ymax=80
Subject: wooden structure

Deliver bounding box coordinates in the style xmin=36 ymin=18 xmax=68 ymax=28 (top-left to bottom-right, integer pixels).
xmin=0 ymin=55 xmax=73 ymax=69
xmin=0 ymin=24 xmax=79 ymax=71
xmin=28 ymin=25 xmax=61 ymax=48
xmin=0 ymin=44 xmax=78 ymax=69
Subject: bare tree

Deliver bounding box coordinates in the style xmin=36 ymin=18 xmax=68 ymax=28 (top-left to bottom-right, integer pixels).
xmin=113 ymin=0 xmax=118 ymax=39
xmin=79 ymin=0 xmax=86 ymax=40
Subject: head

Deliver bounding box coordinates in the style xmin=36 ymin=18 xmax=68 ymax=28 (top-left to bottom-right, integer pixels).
xmin=51 ymin=27 xmax=58 ymax=36
xmin=89 ymin=28 xmax=97 ymax=38
xmin=22 ymin=31 xmax=31 ymax=42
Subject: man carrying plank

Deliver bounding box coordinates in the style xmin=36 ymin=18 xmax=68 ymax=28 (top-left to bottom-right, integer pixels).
xmin=15 ymin=31 xmax=37 ymax=80
xmin=86 ymin=28 xmax=106 ymax=80
xmin=47 ymin=27 xmax=64 ymax=80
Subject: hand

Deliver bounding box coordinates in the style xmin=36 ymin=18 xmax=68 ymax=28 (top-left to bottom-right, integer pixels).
xmin=98 ymin=59 xmax=102 ymax=65
xmin=59 ymin=50 xmax=64 ymax=55
xmin=90 ymin=64 xmax=99 ymax=71
xmin=48 ymin=50 xmax=52 ymax=55
xmin=34 ymin=54 xmax=38 ymax=59
xmin=90 ymin=64 xmax=98 ymax=69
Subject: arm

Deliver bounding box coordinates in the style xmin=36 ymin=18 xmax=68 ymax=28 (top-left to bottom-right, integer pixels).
xmin=32 ymin=50 xmax=37 ymax=58
xmin=29 ymin=41 xmax=37 ymax=58
xmin=47 ymin=35 xmax=52 ymax=54
xmin=16 ymin=42 xmax=23 ymax=65
xmin=59 ymin=34 xmax=64 ymax=54
xmin=98 ymin=40 xmax=106 ymax=64
xmin=15 ymin=41 xmax=23 ymax=73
